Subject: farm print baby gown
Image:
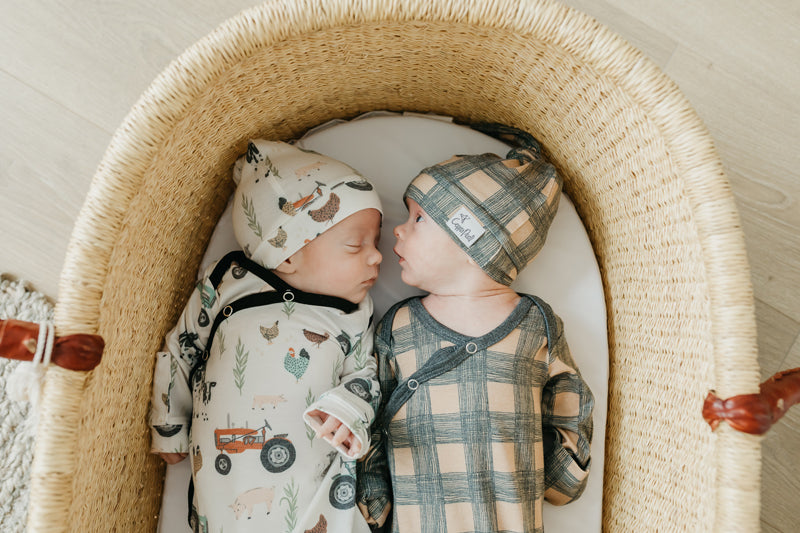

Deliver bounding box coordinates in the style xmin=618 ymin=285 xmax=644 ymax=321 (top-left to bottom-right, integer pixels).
xmin=149 ymin=140 xmax=383 ymax=533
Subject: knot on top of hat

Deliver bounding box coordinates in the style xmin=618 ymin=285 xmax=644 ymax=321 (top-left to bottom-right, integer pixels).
xmin=470 ymin=122 xmax=546 ymax=163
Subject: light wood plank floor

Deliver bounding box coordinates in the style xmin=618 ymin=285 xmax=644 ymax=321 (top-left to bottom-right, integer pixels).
xmin=1 ymin=1 xmax=797 ymax=530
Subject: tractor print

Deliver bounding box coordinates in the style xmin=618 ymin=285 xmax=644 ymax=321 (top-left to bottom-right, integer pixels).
xmin=214 ymin=419 xmax=296 ymax=475
xmin=329 ymin=457 xmax=356 ymax=509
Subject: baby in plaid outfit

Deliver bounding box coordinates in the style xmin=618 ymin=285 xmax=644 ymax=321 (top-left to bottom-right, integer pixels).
xmin=357 ymin=125 xmax=594 ymax=532
xmin=149 ymin=141 xmax=384 ymax=533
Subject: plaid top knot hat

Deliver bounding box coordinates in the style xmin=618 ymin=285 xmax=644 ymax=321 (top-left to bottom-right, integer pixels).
xmin=232 ymin=140 xmax=383 ymax=269
xmin=404 ymin=123 xmax=562 ymax=285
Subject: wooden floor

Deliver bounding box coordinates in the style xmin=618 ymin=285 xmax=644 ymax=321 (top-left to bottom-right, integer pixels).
xmin=1 ymin=1 xmax=797 ymax=530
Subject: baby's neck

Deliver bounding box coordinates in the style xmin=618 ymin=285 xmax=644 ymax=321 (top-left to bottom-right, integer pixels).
xmin=421 ymin=288 xmax=521 ymax=338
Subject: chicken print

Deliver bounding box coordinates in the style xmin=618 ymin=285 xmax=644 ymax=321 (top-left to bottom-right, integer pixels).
xmin=284 ymin=348 xmax=310 ymax=380
xmin=303 ymin=329 xmax=330 ymax=348
xmin=308 ymin=192 xmax=340 ymax=224
xmin=260 ymin=321 xmax=280 ymax=344
xmin=305 ymin=514 xmax=327 ymax=533
xmin=268 ymin=227 xmax=287 ymax=249
xmin=278 ymin=183 xmax=323 ymax=216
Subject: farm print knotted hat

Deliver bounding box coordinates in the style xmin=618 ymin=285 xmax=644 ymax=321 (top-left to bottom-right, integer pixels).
xmin=404 ymin=123 xmax=562 ymax=286
xmin=232 ymin=140 xmax=383 ymax=269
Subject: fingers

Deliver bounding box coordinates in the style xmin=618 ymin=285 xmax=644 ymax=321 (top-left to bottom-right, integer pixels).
xmin=347 ymin=435 xmax=362 ymax=457
xmin=330 ymin=421 xmax=351 ymax=447
xmin=159 ymin=452 xmax=188 ymax=464
xmin=311 ymin=413 xmax=363 ymax=456
xmin=306 ymin=408 xmax=326 ymax=422
xmin=318 ymin=413 xmax=341 ymax=438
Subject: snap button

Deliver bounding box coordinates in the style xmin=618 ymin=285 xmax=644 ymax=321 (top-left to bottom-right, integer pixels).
xmin=466 ymin=342 xmax=478 ymax=354
xmin=283 ymin=290 xmax=295 ymax=302
xmin=222 ymin=305 xmax=233 ymax=317
xmin=407 ymin=379 xmax=419 ymax=391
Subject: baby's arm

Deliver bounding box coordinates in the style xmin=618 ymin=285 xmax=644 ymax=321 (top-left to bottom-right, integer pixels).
xmin=541 ymin=316 xmax=594 ymax=504
xmin=303 ymin=317 xmax=380 ymax=460
xmin=149 ymin=270 xmax=217 ymax=460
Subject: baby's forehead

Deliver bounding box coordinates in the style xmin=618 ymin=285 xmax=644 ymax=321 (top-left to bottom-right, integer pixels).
xmin=330 ymin=208 xmax=381 ymax=233
xmin=404 ymin=197 xmax=424 ymax=211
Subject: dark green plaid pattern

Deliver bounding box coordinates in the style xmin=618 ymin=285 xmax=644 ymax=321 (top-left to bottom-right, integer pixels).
xmin=404 ymin=127 xmax=562 ymax=286
xmin=358 ymin=297 xmax=593 ymax=532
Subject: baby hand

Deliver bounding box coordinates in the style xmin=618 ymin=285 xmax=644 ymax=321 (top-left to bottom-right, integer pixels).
xmin=306 ymin=409 xmax=362 ymax=457
xmin=158 ymin=452 xmax=188 ymax=464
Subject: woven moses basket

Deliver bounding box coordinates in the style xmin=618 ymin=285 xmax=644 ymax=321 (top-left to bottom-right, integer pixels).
xmin=25 ymin=0 xmax=766 ymax=531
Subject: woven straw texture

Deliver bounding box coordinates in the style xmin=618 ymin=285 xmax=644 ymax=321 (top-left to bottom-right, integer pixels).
xmin=30 ymin=0 xmax=761 ymax=531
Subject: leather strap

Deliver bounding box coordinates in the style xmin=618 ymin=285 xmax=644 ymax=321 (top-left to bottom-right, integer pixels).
xmin=703 ymin=367 xmax=800 ymax=435
xmin=0 ymin=319 xmax=103 ymax=371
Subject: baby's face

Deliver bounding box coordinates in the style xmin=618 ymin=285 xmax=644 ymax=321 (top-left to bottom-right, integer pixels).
xmin=283 ymin=208 xmax=382 ymax=303
xmin=393 ymin=198 xmax=471 ymax=292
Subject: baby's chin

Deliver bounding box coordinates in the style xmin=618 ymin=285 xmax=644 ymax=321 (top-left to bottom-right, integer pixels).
xmin=340 ymin=287 xmax=369 ymax=305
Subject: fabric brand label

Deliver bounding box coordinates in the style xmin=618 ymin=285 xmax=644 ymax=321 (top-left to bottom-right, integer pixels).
xmin=446 ymin=206 xmax=485 ymax=247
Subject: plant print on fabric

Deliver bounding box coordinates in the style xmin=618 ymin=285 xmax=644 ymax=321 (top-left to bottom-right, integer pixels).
xmin=233 ymin=338 xmax=248 ymax=395
xmin=305 ymin=389 xmax=316 ymax=446
xmin=280 ymin=478 xmax=299 ymax=533
xmin=241 ymin=194 xmax=263 ymax=239
xmin=282 ymin=300 xmax=295 ymax=319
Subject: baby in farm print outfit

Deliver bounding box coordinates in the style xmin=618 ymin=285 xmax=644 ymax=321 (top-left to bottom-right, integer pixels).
xmin=149 ymin=140 xmax=383 ymax=533
xmin=357 ymin=124 xmax=594 ymax=532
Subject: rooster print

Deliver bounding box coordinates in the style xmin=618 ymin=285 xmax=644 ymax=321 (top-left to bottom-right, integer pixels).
xmin=260 ymin=321 xmax=280 ymax=344
xmin=308 ymin=192 xmax=340 ymax=224
xmin=284 ymin=348 xmax=310 ymax=381
xmin=303 ymin=329 xmax=330 ymax=348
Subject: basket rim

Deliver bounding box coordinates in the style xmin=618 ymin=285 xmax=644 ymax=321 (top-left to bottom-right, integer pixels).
xmin=43 ymin=0 xmax=759 ymax=531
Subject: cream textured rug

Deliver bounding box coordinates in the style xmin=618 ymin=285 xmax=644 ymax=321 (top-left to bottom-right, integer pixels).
xmin=0 ymin=275 xmax=53 ymax=533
